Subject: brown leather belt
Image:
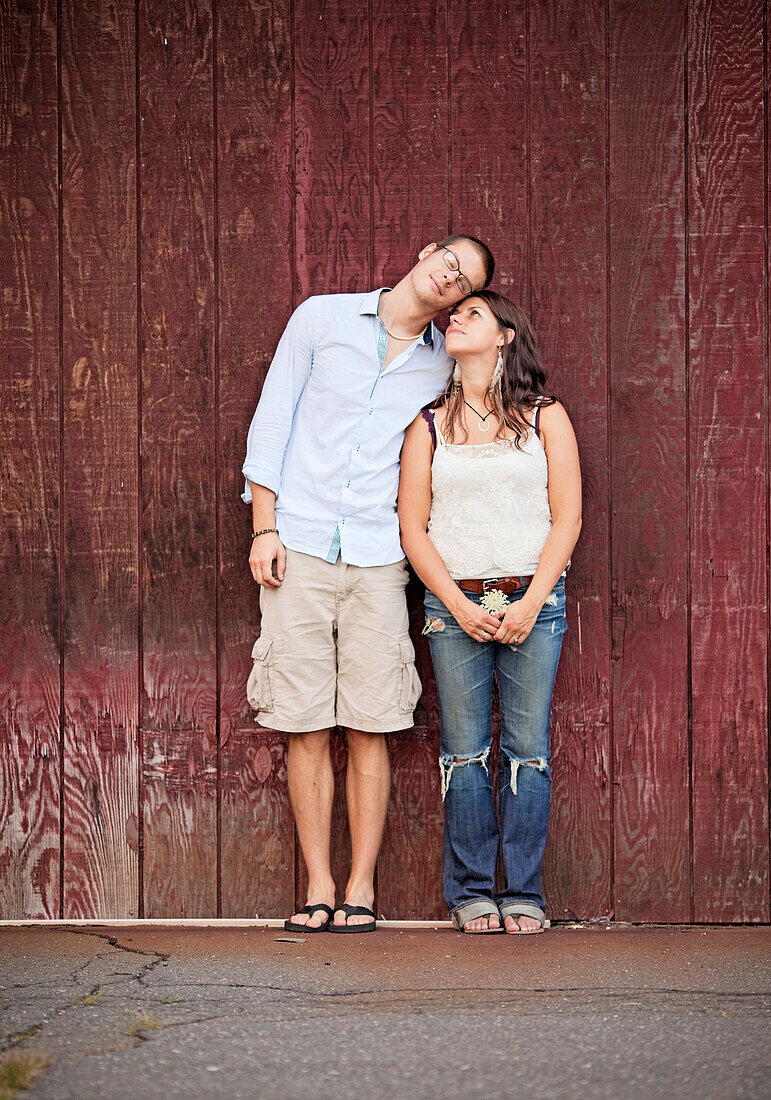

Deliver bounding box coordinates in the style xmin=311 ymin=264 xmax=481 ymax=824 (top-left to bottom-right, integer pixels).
xmin=457 ymin=575 xmax=534 ymax=595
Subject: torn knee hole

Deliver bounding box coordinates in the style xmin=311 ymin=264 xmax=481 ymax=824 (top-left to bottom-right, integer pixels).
xmin=438 ymin=746 xmax=490 ymax=799
xmin=507 ymin=756 xmax=549 ymax=795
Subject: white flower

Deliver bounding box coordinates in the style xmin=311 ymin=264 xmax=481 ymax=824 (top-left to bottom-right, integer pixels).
xmin=480 ymin=589 xmax=510 ymax=614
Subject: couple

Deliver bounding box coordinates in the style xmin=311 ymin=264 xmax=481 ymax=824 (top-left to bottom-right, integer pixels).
xmin=243 ymin=235 xmax=582 ymax=934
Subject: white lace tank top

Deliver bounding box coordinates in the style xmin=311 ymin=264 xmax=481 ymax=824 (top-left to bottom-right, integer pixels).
xmin=426 ymin=409 xmax=552 ymax=579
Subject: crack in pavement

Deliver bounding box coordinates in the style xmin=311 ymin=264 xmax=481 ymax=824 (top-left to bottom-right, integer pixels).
xmin=1 ymin=929 xmax=170 ymax=1054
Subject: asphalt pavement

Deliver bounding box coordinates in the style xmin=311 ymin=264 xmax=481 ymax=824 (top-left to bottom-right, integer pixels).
xmin=1 ymin=923 xmax=769 ymax=1099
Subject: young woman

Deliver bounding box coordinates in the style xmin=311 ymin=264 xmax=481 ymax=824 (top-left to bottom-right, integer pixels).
xmin=397 ymin=291 xmax=582 ymax=934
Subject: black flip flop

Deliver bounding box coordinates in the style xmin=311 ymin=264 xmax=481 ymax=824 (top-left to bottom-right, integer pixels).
xmin=283 ymin=903 xmax=334 ymax=933
xmin=328 ymin=903 xmax=377 ymax=933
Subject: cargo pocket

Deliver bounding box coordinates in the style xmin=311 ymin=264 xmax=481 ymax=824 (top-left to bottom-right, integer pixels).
xmin=396 ymin=634 xmax=422 ymax=714
xmin=246 ymin=635 xmax=279 ymax=714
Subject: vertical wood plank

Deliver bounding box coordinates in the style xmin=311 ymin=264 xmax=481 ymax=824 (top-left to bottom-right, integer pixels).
xmin=0 ymin=0 xmax=61 ymax=918
xmin=609 ymin=0 xmax=690 ymax=921
xmin=369 ymin=2 xmax=448 ymax=918
xmin=450 ymin=0 xmax=528 ymax=304
xmin=370 ymin=0 xmax=448 ymax=282
xmin=688 ymin=0 xmax=768 ymax=921
xmin=138 ymin=0 xmax=217 ymax=916
xmin=529 ymin=0 xmax=612 ymax=920
xmin=217 ymin=0 xmax=295 ymax=917
xmin=380 ymin=723 xmax=445 ymax=920
xmin=220 ymin=727 xmax=294 ymax=917
xmin=60 ymin=0 xmax=139 ymax=917
xmin=294 ymin=0 xmax=371 ymax=299
xmin=379 ymin=586 xmax=446 ymax=918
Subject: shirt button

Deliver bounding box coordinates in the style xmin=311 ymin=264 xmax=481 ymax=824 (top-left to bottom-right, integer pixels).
xmin=346 ymin=481 xmax=351 ymax=488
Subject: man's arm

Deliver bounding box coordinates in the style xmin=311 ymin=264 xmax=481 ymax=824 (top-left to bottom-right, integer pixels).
xmin=248 ymin=484 xmax=285 ymax=588
xmin=242 ymin=298 xmax=317 ymax=586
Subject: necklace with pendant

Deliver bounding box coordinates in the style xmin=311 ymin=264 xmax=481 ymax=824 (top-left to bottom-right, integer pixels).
xmin=463 ymin=398 xmax=495 ymax=433
xmin=376 ymin=307 xmax=426 ymax=341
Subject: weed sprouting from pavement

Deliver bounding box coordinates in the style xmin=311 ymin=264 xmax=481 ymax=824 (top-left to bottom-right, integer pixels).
xmin=124 ymin=1013 xmax=167 ymax=1038
xmin=0 ymin=1050 xmax=52 ymax=1098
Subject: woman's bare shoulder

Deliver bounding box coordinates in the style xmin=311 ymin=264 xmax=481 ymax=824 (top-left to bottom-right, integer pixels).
xmin=537 ymin=399 xmax=572 ymax=429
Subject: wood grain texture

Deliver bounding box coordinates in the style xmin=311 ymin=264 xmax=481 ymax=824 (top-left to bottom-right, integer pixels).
xmin=59 ymin=0 xmax=139 ymax=917
xmin=138 ymin=0 xmax=218 ymax=916
xmin=687 ymin=0 xmax=768 ymax=921
xmin=378 ymin=581 xmax=445 ymax=917
xmin=609 ymin=0 xmax=690 ymax=921
xmin=450 ymin=0 xmax=528 ymax=304
xmin=379 ymin=726 xmax=445 ymax=919
xmin=293 ymin=0 xmax=371 ymax=297
xmin=220 ymin=727 xmax=294 ymax=918
xmin=216 ymin=0 xmax=294 ymax=916
xmin=370 ymin=0 xmax=449 ymax=284
xmin=0 ymin=0 xmax=61 ymax=918
xmin=141 ymin=727 xmax=216 ymax=914
xmin=529 ymin=0 xmax=611 ymax=920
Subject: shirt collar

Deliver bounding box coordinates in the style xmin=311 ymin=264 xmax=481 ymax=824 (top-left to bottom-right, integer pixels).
xmin=360 ymin=288 xmax=435 ymax=346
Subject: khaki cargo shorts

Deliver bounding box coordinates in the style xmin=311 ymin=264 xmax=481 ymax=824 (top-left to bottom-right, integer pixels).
xmin=246 ymin=548 xmax=422 ymax=733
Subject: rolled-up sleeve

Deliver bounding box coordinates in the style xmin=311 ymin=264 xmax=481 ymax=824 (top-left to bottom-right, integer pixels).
xmin=241 ymin=298 xmax=317 ymax=503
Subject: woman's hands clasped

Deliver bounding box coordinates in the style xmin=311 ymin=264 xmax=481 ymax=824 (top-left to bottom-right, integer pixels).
xmin=492 ymin=596 xmax=540 ymax=646
xmin=451 ymin=596 xmax=505 ymax=643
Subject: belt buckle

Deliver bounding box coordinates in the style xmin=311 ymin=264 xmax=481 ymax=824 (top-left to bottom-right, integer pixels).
xmin=483 ymin=576 xmax=522 ymax=595
xmin=483 ymin=577 xmax=514 ymax=593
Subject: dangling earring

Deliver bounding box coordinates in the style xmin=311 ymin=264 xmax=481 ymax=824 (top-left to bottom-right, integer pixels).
xmin=452 ymin=362 xmax=461 ymax=387
xmin=488 ymin=347 xmax=504 ymax=393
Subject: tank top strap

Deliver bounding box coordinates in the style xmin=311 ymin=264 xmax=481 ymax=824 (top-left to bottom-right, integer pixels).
xmin=421 ymin=407 xmax=437 ymax=450
xmin=422 ymin=407 xmax=448 ymax=449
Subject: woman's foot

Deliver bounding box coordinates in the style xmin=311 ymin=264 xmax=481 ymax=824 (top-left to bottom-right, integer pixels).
xmin=503 ymin=912 xmax=541 ymax=933
xmin=463 ymin=912 xmax=501 ymax=933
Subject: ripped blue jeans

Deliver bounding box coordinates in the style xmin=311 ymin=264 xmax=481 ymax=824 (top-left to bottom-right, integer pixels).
xmin=424 ymin=577 xmax=567 ymax=919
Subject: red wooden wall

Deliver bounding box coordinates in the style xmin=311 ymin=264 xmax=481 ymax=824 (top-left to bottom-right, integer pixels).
xmin=1 ymin=0 xmax=768 ymax=922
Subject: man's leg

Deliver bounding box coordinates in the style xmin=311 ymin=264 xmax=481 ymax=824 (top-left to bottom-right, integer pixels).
xmin=252 ymin=549 xmax=340 ymax=926
xmin=286 ymin=728 xmax=337 ymax=926
xmin=332 ymin=729 xmax=390 ymax=927
xmin=334 ymin=558 xmax=419 ymax=927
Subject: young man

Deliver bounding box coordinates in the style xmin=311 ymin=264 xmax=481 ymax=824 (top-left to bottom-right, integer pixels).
xmin=243 ymin=236 xmax=495 ymax=931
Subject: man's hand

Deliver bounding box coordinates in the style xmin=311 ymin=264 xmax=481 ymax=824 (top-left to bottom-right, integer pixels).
xmin=249 ymin=532 xmax=286 ymax=587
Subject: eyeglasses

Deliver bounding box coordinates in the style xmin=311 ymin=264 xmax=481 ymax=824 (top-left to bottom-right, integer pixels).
xmin=442 ymin=249 xmax=472 ymax=295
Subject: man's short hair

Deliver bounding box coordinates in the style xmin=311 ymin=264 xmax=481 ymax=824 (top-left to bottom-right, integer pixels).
xmin=436 ymin=234 xmax=495 ymax=289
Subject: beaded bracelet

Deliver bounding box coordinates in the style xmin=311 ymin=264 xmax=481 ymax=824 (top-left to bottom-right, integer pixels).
xmin=252 ymin=528 xmax=279 ymax=540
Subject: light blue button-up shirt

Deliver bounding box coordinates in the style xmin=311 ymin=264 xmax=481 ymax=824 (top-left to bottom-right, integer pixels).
xmin=242 ymin=289 xmax=452 ymax=567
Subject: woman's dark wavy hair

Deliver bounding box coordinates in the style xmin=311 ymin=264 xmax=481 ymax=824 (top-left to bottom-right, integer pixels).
xmin=438 ymin=289 xmax=557 ymax=447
